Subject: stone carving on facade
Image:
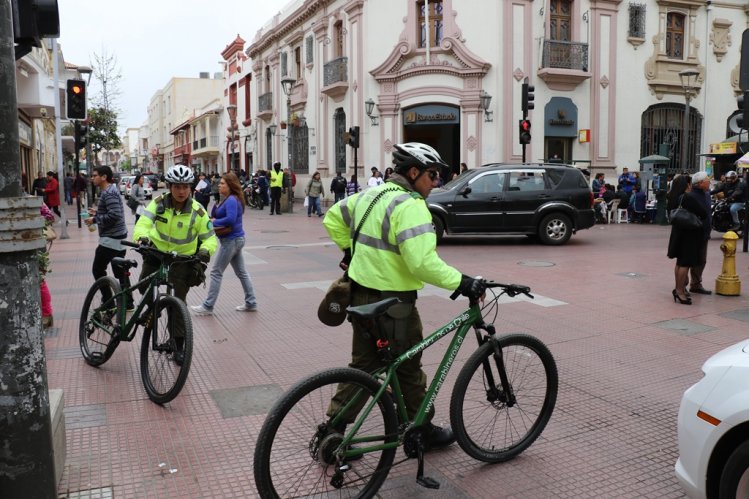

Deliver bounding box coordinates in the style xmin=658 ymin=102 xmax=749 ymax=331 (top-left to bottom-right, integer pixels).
xmin=513 ymin=68 xmax=525 ymax=82
xmin=466 ymin=136 xmax=477 ymax=152
xmin=383 ymin=139 xmax=393 ymax=153
xmin=600 ymin=75 xmax=609 ymax=89
xmin=709 ymin=18 xmax=732 ymax=62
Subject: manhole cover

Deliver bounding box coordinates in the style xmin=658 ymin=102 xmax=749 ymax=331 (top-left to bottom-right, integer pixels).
xmin=266 ymin=245 xmax=298 ymax=250
xmin=518 ymin=261 xmax=555 ymax=267
xmin=617 ymin=272 xmax=646 ymax=278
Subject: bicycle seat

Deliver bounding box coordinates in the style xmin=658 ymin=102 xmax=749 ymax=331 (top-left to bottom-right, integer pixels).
xmin=111 ymin=257 xmax=138 ymax=271
xmin=346 ymin=297 xmax=401 ymax=320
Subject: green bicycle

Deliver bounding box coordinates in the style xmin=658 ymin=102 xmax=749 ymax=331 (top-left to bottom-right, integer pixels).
xmin=253 ymin=281 xmax=558 ymax=498
xmin=79 ymin=240 xmax=198 ymax=404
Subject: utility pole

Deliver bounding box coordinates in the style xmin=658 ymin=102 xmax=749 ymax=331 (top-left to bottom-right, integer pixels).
xmin=0 ymin=1 xmax=58 ymax=496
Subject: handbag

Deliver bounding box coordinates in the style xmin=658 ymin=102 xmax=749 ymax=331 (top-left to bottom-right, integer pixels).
xmin=670 ymin=195 xmax=703 ymax=230
xmin=213 ymin=226 xmax=231 ymax=236
xmin=127 ymin=195 xmax=139 ymax=212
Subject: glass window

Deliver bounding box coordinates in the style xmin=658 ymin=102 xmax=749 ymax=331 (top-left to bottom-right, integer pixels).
xmin=549 ymin=0 xmax=572 ymax=42
xmin=508 ymin=171 xmax=546 ymax=192
xmin=666 ymin=12 xmax=685 ymax=59
xmin=418 ymin=0 xmax=444 ymax=48
xmin=469 ymin=172 xmax=505 ymax=194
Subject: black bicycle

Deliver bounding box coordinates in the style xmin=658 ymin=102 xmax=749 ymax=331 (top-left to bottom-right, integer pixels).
xmin=254 ymin=281 xmax=558 ymax=497
xmin=79 ymin=240 xmax=199 ymax=404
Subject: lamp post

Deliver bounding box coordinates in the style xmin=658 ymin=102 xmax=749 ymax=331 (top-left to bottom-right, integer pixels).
xmin=679 ymin=69 xmax=699 ymax=172
xmin=226 ymin=104 xmax=237 ymax=173
xmin=280 ymin=76 xmax=295 ymax=213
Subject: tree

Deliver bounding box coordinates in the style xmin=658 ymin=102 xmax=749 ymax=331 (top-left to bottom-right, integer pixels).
xmin=87 ymin=107 xmax=121 ymax=165
xmin=89 ymin=48 xmax=122 ymax=115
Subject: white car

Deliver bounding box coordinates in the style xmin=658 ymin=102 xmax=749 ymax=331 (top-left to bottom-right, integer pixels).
xmin=119 ymin=175 xmax=134 ymax=195
xmin=126 ymin=181 xmax=153 ymax=200
xmin=675 ymin=340 xmax=749 ymax=498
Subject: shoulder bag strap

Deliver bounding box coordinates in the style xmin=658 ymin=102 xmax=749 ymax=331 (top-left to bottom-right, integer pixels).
xmin=350 ymin=186 xmax=403 ymax=257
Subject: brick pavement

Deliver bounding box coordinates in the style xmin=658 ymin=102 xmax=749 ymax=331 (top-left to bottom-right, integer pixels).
xmin=46 ymin=201 xmax=749 ymax=498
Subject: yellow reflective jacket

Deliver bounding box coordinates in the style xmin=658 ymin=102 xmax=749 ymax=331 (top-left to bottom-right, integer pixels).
xmin=133 ymin=193 xmax=218 ymax=256
xmin=323 ymin=176 xmax=462 ymax=292
xmin=270 ymin=168 xmax=284 ymax=188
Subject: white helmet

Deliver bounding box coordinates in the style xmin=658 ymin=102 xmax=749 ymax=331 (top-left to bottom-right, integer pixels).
xmin=726 ymin=170 xmax=738 ymax=180
xmin=165 ymin=164 xmax=194 ymax=184
xmin=392 ymin=142 xmax=449 ymax=173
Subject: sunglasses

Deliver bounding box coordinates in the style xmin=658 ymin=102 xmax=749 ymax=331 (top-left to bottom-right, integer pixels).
xmin=426 ymin=170 xmax=438 ymax=180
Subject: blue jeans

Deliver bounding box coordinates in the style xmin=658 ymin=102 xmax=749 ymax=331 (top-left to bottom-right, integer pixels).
xmin=307 ymin=196 xmax=322 ymax=216
xmin=730 ymin=202 xmax=744 ymax=225
xmin=202 ymin=236 xmax=257 ymax=309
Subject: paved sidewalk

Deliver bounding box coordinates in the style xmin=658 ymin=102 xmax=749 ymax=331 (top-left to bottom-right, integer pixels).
xmin=46 ymin=202 xmax=749 ymax=498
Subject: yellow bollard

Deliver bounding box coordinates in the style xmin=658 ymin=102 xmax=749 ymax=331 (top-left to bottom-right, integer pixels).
xmin=715 ymin=231 xmax=741 ymax=296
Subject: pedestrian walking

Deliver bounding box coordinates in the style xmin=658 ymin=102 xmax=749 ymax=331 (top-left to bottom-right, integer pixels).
xmin=194 ymin=172 xmax=212 ymax=210
xmin=305 ymin=171 xmax=325 ymax=217
xmin=191 ymin=172 xmax=258 ymax=315
xmin=64 ymin=172 xmax=74 ymax=205
xmin=330 ymin=171 xmax=347 ymax=203
xmin=84 ymin=165 xmax=132 ymax=306
xmin=44 ymin=171 xmax=61 ymax=217
xmin=346 ymin=174 xmax=361 ymax=196
xmin=687 ymin=172 xmax=713 ymax=296
xmin=130 ymin=174 xmax=147 ymax=223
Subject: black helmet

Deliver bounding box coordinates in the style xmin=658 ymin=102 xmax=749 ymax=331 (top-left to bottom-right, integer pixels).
xmin=392 ymin=142 xmax=448 ymax=173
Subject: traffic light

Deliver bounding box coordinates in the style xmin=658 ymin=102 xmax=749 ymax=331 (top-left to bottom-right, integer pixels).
xmin=522 ymin=81 xmax=535 ymax=114
xmin=66 ymin=79 xmax=87 ymax=120
xmin=738 ymin=91 xmax=749 ymax=130
xmin=519 ymin=119 xmax=532 ymax=144
xmin=347 ymin=126 xmax=360 ymax=149
xmin=74 ymin=121 xmax=87 ymax=150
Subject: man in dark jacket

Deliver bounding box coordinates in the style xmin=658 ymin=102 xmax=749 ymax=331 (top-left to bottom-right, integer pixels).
xmin=330 ymin=171 xmax=347 ymax=202
xmin=688 ymin=172 xmax=713 ymax=295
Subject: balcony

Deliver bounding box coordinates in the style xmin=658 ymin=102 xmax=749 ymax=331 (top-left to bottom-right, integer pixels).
xmin=191 ymin=135 xmax=219 ymax=158
xmin=322 ymin=57 xmax=348 ymax=99
xmin=537 ymin=40 xmax=591 ymax=91
xmin=258 ymin=92 xmax=273 ymax=120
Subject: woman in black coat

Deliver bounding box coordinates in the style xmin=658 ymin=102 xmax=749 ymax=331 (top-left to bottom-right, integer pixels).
xmin=667 ymin=174 xmax=708 ymax=304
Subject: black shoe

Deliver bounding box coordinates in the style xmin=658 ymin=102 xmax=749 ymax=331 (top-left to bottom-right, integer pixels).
xmin=424 ymin=423 xmax=455 ymax=450
xmin=672 ymin=289 xmax=692 ymax=305
xmin=689 ymin=287 xmax=712 ymax=295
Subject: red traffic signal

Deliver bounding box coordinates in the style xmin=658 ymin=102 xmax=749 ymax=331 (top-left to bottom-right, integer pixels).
xmin=519 ymin=119 xmax=532 ymax=144
xmin=66 ymin=79 xmax=87 ymax=120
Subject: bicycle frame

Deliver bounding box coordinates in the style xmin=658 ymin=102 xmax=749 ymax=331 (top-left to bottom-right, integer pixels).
xmin=92 ymin=263 xmax=172 ymax=342
xmin=333 ymin=302 xmax=484 ymax=456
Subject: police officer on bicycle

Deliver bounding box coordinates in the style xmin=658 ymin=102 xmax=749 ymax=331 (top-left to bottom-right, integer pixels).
xmin=322 ymin=142 xmax=485 ymax=449
xmin=133 ymin=164 xmax=218 ymax=362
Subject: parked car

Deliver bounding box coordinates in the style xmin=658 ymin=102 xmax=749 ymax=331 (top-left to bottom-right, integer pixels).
xmin=119 ymin=175 xmax=134 ymax=196
xmin=675 ymin=340 xmax=749 ymax=498
xmin=427 ymin=163 xmax=595 ymax=245
xmin=145 ymin=174 xmax=160 ymax=192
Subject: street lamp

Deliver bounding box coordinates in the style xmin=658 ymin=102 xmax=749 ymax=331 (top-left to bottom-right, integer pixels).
xmin=280 ymin=76 xmax=295 ymax=213
xmin=480 ymin=91 xmax=493 ymax=122
xmin=226 ymin=103 xmax=237 ymax=172
xmin=365 ymin=98 xmax=379 ymax=126
xmin=679 ymin=69 xmax=699 ymax=172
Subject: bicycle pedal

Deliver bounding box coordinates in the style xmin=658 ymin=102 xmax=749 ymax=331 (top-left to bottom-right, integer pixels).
xmin=416 ymin=476 xmax=440 ymax=489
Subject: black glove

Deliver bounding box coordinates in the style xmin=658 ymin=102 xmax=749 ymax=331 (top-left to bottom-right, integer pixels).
xmin=458 ymin=275 xmax=486 ymax=300
xmin=339 ymin=248 xmax=352 ymax=271
xmin=197 ymin=248 xmax=210 ymax=264
xmin=137 ymin=237 xmax=152 ymax=246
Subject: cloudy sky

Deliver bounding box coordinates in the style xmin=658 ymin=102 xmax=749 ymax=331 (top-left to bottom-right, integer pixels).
xmin=57 ymin=0 xmax=292 ymax=131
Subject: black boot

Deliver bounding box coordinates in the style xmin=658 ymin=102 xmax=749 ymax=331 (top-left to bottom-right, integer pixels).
xmin=424 ymin=423 xmax=455 ymax=450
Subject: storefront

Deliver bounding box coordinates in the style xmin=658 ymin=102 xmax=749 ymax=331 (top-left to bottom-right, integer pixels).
xmin=706 ymin=138 xmax=748 ymax=179
xmin=402 ymin=104 xmax=460 ymax=176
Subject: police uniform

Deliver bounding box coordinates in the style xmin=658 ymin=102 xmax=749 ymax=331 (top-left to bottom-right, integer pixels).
xmin=269 ymin=167 xmax=284 ymax=214
xmin=133 ymin=193 xmax=218 ymax=335
xmin=323 ymin=173 xmax=461 ymax=422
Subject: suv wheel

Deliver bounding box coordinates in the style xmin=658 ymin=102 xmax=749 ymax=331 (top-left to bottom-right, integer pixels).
xmin=538 ymin=213 xmax=572 ymax=245
xmin=432 ymin=216 xmax=445 ymax=244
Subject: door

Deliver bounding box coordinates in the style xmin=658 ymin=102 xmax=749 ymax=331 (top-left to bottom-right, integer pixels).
xmin=449 ymin=171 xmax=506 ymax=232
xmin=545 ymin=138 xmax=572 ymax=163
xmin=503 ymin=170 xmax=550 ymax=231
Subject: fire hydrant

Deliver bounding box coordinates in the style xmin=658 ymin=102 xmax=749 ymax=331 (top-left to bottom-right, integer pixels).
xmin=715 ymin=231 xmax=741 ymax=296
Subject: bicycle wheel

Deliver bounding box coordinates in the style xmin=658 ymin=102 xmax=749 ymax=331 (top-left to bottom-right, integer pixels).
xmin=79 ymin=276 xmax=122 ymax=367
xmin=140 ymin=295 xmax=193 ymax=404
xmin=254 ymin=368 xmax=398 ymax=499
xmin=450 ymin=334 xmax=558 ymax=463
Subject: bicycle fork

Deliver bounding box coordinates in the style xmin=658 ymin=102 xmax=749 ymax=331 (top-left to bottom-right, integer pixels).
xmin=476 ymin=324 xmax=516 ymax=407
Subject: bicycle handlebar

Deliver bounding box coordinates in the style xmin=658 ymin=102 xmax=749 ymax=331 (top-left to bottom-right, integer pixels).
xmin=449 ymin=280 xmax=534 ymax=301
xmin=121 ymin=240 xmax=201 ymax=262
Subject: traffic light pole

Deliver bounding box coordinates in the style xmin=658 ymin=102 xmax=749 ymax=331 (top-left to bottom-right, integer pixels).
xmin=0 ymin=2 xmax=58 ymax=496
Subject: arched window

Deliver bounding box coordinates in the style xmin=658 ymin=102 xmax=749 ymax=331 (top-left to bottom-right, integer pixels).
xmin=289 ymin=123 xmax=308 ymax=173
xmin=418 ymin=0 xmax=444 ymax=48
xmin=641 ymin=103 xmax=702 ymax=173
xmin=666 ymin=12 xmax=685 ymax=59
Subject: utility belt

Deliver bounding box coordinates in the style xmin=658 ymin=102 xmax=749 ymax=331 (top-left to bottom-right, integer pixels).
xmin=350 ymin=280 xmax=417 ymax=304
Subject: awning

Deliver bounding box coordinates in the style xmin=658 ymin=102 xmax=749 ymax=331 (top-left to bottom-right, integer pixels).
xmin=737 ymin=152 xmax=749 ymax=165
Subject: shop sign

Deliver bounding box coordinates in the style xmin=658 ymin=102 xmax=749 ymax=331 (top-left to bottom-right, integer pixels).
xmin=708 ymin=142 xmax=737 ymax=154
xmin=578 ymin=129 xmax=591 ymax=143
xmin=18 ymin=121 xmax=32 ymax=146
xmin=403 ymin=104 xmax=459 ymax=125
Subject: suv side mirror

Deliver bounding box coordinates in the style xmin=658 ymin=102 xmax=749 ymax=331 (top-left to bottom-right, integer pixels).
xmin=460 ymin=185 xmax=472 ymax=197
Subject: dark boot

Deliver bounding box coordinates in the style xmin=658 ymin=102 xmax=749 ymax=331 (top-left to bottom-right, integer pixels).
xmin=424 ymin=423 xmax=455 ymax=450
